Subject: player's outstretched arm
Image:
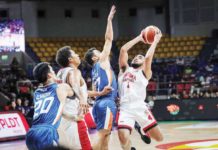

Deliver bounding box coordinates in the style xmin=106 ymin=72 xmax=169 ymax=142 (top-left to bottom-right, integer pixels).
xmin=99 ymin=5 xmax=116 ymax=65
xmin=88 ymin=86 xmax=112 ymax=98
xmin=119 ymin=35 xmax=142 ymax=72
xmin=143 ymin=29 xmax=162 ymax=80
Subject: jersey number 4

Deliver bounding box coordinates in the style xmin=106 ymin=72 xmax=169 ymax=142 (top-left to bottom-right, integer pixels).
xmin=34 ymin=97 xmax=54 ymax=118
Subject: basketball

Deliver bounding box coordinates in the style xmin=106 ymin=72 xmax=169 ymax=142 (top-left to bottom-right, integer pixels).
xmin=142 ymin=25 xmax=158 ymax=44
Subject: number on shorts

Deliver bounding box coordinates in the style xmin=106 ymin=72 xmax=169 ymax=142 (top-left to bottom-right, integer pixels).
xmin=148 ymin=114 xmax=153 ymax=120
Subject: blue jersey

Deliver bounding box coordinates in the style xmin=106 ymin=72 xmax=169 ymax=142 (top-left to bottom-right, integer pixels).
xmin=92 ymin=62 xmax=117 ymax=100
xmin=32 ymin=83 xmax=62 ymax=129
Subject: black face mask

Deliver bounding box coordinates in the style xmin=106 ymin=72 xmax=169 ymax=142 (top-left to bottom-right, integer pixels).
xmin=131 ymin=63 xmax=141 ymax=69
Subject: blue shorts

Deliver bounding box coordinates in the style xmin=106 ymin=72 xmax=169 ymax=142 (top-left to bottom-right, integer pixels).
xmin=26 ymin=124 xmax=59 ymax=150
xmin=92 ymin=98 xmax=117 ymax=130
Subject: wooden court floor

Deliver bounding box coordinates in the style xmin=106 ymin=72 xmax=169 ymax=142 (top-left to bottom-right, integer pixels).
xmin=0 ymin=121 xmax=217 ymax=150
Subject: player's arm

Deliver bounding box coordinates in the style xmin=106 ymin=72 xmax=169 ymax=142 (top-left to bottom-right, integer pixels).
xmin=88 ymin=86 xmax=112 ymax=98
xmin=56 ymin=83 xmax=74 ymax=102
xmin=67 ymin=70 xmax=86 ymax=102
xmin=99 ymin=5 xmax=116 ymax=66
xmin=143 ymin=30 xmax=162 ymax=80
xmin=119 ymin=35 xmax=142 ymax=72
xmin=68 ymin=70 xmax=89 ymax=114
xmin=57 ymin=83 xmax=83 ymax=121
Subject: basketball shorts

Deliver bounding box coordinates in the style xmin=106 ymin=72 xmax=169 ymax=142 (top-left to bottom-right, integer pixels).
xmin=118 ymin=103 xmax=157 ymax=134
xmin=92 ymin=98 xmax=117 ymax=130
xmin=58 ymin=118 xmax=91 ymax=150
xmin=26 ymin=124 xmax=58 ymax=150
xmin=84 ymin=107 xmax=96 ymax=129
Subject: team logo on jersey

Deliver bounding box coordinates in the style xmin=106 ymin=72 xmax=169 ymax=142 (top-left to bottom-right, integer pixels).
xmin=123 ymin=72 xmax=136 ymax=82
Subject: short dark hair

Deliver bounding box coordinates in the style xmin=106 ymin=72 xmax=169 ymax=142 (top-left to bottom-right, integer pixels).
xmin=56 ymin=46 xmax=72 ymax=67
xmin=33 ymin=62 xmax=50 ymax=83
xmin=84 ymin=47 xmax=96 ymax=66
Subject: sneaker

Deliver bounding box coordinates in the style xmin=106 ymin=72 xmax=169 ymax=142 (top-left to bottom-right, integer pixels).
xmin=131 ymin=147 xmax=136 ymax=150
xmin=135 ymin=122 xmax=151 ymax=144
xmin=141 ymin=134 xmax=151 ymax=144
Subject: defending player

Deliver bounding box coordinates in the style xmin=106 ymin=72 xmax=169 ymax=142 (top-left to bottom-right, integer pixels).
xmin=55 ymin=46 xmax=91 ymax=150
xmin=118 ymin=27 xmax=163 ymax=150
xmin=84 ymin=5 xmax=117 ymax=150
xmin=55 ymin=46 xmax=111 ymax=150
xmin=25 ymin=62 xmax=74 ymax=150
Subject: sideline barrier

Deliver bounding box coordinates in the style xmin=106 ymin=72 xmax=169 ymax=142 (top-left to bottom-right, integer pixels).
xmin=0 ymin=111 xmax=29 ymax=141
xmin=152 ymin=98 xmax=218 ymax=121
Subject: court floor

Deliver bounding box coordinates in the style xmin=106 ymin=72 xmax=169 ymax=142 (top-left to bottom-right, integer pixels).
xmin=0 ymin=121 xmax=218 ymax=150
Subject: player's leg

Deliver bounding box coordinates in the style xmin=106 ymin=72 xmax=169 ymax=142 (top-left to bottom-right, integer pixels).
xmin=118 ymin=110 xmax=135 ymax=150
xmin=135 ymin=106 xmax=163 ymax=142
xmin=58 ymin=118 xmax=81 ymax=149
xmin=92 ymin=99 xmax=117 ymax=150
xmin=145 ymin=109 xmax=163 ymax=142
xmin=98 ymin=128 xmax=113 ymax=150
xmin=57 ymin=118 xmax=69 ymax=147
xmin=77 ymin=120 xmax=92 ymax=150
xmin=134 ymin=121 xmax=151 ymax=144
xmin=93 ymin=129 xmax=111 ymax=150
xmin=147 ymin=125 xmax=163 ymax=142
xmin=118 ymin=129 xmax=131 ymax=150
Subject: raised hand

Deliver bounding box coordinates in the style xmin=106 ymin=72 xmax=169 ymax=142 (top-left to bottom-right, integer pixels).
xmin=139 ymin=30 xmax=146 ymax=42
xmin=154 ymin=28 xmax=162 ymax=43
xmin=108 ymin=5 xmax=116 ymax=21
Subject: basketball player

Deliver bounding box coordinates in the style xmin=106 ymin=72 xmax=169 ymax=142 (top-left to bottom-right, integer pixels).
xmin=84 ymin=5 xmax=117 ymax=150
xmin=118 ymin=28 xmax=163 ymax=150
xmin=55 ymin=46 xmax=111 ymax=150
xmin=26 ymin=62 xmax=74 ymax=150
xmin=55 ymin=46 xmax=91 ymax=150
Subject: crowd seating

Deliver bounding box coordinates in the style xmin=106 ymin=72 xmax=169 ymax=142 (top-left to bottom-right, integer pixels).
xmin=27 ymin=35 xmax=206 ymax=62
xmin=26 ymin=37 xmax=105 ymax=62
xmin=117 ymin=35 xmax=206 ymax=59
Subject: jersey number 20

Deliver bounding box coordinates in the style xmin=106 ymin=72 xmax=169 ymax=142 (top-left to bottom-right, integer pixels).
xmin=34 ymin=97 xmax=54 ymax=118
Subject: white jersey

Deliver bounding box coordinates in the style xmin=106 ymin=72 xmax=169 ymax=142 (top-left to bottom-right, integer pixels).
xmin=57 ymin=67 xmax=91 ymax=150
xmin=57 ymin=67 xmax=85 ymax=118
xmin=118 ymin=67 xmax=148 ymax=104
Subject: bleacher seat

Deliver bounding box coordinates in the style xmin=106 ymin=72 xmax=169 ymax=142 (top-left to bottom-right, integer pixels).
xmin=27 ymin=35 xmax=206 ymax=61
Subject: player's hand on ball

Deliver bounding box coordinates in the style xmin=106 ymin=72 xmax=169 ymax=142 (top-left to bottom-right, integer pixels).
xmin=108 ymin=5 xmax=116 ymax=21
xmin=139 ymin=31 xmax=145 ymax=42
xmin=154 ymin=29 xmax=162 ymax=43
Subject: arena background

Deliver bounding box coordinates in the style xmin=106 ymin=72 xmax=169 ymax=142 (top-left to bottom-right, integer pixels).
xmin=0 ymin=0 xmax=218 ymax=149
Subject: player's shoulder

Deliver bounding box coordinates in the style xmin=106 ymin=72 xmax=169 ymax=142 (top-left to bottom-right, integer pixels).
xmin=57 ymin=83 xmax=70 ymax=90
xmin=58 ymin=67 xmax=74 ymax=74
xmin=68 ymin=68 xmax=81 ymax=75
